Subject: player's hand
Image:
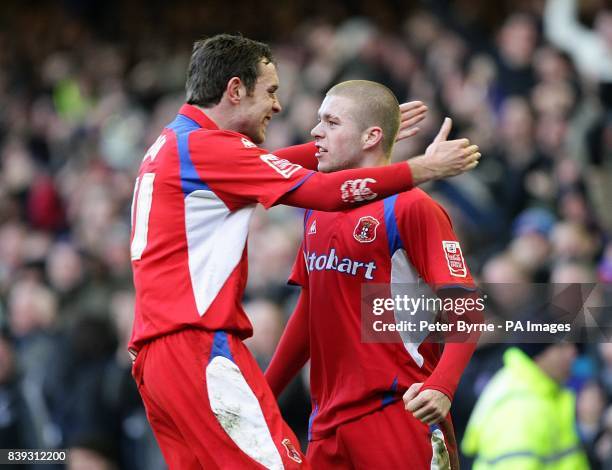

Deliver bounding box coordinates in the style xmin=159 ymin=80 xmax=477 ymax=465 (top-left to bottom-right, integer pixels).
xmin=408 ymin=117 xmax=481 ymax=185
xmin=396 ymin=101 xmax=428 ymax=142
xmin=403 ymin=382 xmax=451 ymax=425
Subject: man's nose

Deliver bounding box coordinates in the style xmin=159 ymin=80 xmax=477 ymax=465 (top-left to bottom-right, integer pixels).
xmin=272 ymin=98 xmax=282 ymax=114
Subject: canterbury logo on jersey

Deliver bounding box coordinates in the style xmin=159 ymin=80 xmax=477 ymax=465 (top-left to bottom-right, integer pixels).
xmin=341 ymin=178 xmax=377 ymax=203
xmin=305 ymin=248 xmax=377 ymax=280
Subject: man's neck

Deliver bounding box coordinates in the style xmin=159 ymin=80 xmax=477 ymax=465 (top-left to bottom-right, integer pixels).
xmin=354 ymin=151 xmax=387 ymax=169
xmin=194 ymin=104 xmax=234 ymax=132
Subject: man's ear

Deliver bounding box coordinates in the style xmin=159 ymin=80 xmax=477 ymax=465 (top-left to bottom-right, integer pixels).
xmin=226 ymin=77 xmax=244 ymax=104
xmin=362 ymin=127 xmax=383 ymax=150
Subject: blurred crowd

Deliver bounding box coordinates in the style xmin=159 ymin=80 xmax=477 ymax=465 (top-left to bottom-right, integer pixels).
xmin=0 ymin=0 xmax=611 ymax=468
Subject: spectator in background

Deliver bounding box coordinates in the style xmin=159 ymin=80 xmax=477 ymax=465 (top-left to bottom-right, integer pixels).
xmin=244 ymin=298 xmax=285 ymax=370
xmin=0 ymin=332 xmax=39 ymax=449
xmin=462 ymin=343 xmax=589 ymax=469
xmin=577 ymin=380 xmax=607 ymax=464
xmin=544 ymin=0 xmax=612 ymax=108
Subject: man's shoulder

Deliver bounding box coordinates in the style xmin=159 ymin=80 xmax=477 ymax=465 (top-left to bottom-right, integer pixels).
xmin=394 ymin=188 xmax=446 ymax=217
xmin=189 ymin=128 xmax=262 ymax=151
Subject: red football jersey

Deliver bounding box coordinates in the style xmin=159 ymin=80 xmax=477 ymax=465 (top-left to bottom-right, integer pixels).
xmin=289 ymin=189 xmax=475 ymax=440
xmin=129 ymin=104 xmax=314 ymax=351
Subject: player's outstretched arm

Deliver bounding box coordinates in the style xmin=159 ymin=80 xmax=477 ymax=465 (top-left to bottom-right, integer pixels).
xmin=275 ymin=142 xmax=319 ymax=170
xmin=265 ymin=288 xmax=311 ymax=398
xmin=279 ymin=161 xmax=414 ymax=211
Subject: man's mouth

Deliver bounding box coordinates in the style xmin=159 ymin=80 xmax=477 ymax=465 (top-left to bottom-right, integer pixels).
xmin=315 ymin=144 xmax=327 ymax=158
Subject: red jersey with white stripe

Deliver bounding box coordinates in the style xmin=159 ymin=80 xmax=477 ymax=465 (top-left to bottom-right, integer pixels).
xmin=289 ymin=189 xmax=475 ymax=440
xmin=129 ymin=104 xmax=314 ymax=351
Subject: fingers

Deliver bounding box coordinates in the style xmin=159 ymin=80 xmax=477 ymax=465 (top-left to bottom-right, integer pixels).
xmin=414 ymin=409 xmax=444 ymax=425
xmin=399 ymin=103 xmax=427 ymax=130
xmin=463 ymin=144 xmax=479 ymax=156
xmin=408 ymin=398 xmax=445 ymax=424
xmin=396 ymin=102 xmax=427 ymax=142
xmin=399 ymin=101 xmax=425 ymax=113
xmin=433 ymin=117 xmax=452 ymax=144
xmin=457 ymin=151 xmax=481 ymax=173
xmin=398 ymin=127 xmax=420 ymax=139
xmin=400 ymin=112 xmax=427 ymax=130
xmin=403 ymin=382 xmax=423 ymax=410
xmin=463 ymin=159 xmax=480 ymax=171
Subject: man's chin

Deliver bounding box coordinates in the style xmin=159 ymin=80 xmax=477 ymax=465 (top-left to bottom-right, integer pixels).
xmin=317 ymin=162 xmax=333 ymax=173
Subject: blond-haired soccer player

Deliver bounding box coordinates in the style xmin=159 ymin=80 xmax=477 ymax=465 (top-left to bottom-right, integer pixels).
xmin=266 ymin=80 xmax=479 ymax=469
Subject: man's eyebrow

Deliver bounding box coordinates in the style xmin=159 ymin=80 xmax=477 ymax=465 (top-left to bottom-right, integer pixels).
xmin=268 ymin=84 xmax=279 ymax=92
xmin=320 ymin=112 xmax=340 ymax=121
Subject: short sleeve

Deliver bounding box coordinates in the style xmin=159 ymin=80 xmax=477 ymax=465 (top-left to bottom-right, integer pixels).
xmin=189 ymin=130 xmax=315 ymax=210
xmin=396 ymin=193 xmax=475 ymax=291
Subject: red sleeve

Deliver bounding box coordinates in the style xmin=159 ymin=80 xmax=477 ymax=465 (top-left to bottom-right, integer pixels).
xmin=274 ymin=142 xmax=318 ymax=171
xmin=265 ymin=286 xmax=311 ymax=398
xmin=396 ymin=192 xmax=478 ymax=400
xmin=189 ymin=130 xmax=314 ymax=210
xmin=278 ymin=161 xmax=414 ymax=211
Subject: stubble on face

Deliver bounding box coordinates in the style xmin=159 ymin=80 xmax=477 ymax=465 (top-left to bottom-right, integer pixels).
xmin=241 ymin=61 xmax=280 ymax=144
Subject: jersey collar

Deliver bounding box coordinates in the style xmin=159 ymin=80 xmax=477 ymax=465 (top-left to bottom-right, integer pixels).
xmin=178 ymin=104 xmax=219 ymax=130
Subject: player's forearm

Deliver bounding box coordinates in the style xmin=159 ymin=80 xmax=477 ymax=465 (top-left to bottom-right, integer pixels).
xmin=406 ymin=155 xmax=441 ymax=186
xmin=279 ymin=161 xmax=413 ymax=211
xmin=422 ymin=342 xmax=477 ymax=400
xmin=422 ymin=288 xmax=482 ymax=399
xmin=274 ymin=142 xmax=318 ymax=170
xmin=265 ymin=290 xmax=310 ymax=397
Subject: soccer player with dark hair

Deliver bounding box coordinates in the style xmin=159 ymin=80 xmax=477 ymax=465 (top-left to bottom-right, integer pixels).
xmin=129 ymin=34 xmax=480 ymax=469
xmin=266 ymin=80 xmax=479 ymax=469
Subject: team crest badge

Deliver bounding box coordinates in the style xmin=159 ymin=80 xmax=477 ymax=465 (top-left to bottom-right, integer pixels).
xmin=282 ymin=438 xmax=303 ymax=463
xmin=442 ymin=241 xmax=467 ymax=277
xmin=353 ymin=216 xmax=379 ymax=243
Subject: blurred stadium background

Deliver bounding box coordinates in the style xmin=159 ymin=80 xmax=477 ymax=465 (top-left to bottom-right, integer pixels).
xmin=0 ymin=0 xmax=611 ymax=468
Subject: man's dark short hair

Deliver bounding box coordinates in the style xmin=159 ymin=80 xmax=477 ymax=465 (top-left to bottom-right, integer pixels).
xmin=186 ymin=34 xmax=274 ymax=107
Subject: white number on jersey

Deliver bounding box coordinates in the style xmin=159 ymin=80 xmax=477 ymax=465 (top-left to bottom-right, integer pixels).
xmin=143 ymin=135 xmax=166 ymax=162
xmin=131 ymin=173 xmax=156 ymax=260
xmin=131 ymin=135 xmax=167 ymax=260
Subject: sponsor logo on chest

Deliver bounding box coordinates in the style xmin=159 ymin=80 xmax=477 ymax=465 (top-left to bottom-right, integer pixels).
xmin=306 ymin=248 xmax=377 ymax=280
